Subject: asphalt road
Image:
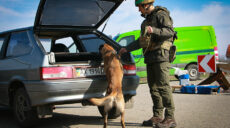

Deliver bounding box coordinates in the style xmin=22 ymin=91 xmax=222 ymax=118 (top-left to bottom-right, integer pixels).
xmin=1 ymin=80 xmax=230 ymax=128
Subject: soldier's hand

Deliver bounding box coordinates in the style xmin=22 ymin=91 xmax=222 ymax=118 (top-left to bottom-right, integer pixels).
xmin=146 ymin=26 xmax=153 ymax=34
xmin=119 ymin=48 xmax=127 ymax=56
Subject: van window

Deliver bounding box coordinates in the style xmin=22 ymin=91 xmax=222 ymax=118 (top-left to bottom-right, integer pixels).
xmin=118 ymin=36 xmax=135 ymax=46
xmin=113 ymin=35 xmax=119 ymax=41
xmin=6 ymin=31 xmax=32 ymax=57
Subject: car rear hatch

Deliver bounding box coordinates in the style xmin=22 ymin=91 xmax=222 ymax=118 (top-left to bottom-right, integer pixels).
xmin=34 ymin=0 xmax=123 ymax=32
xmin=34 ymin=0 xmax=137 ymax=80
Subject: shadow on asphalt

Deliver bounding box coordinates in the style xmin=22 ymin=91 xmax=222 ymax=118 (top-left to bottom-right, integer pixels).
xmin=38 ymin=113 xmax=142 ymax=128
xmin=55 ymin=106 xmax=83 ymax=109
xmin=0 ymin=106 xmax=18 ymax=128
xmin=0 ymin=106 xmax=142 ymax=128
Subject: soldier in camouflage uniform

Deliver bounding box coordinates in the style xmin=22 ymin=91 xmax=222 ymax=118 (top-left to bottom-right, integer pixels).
xmin=119 ymin=0 xmax=177 ymax=128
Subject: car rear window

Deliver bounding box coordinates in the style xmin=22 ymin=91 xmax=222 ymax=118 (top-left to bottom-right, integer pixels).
xmin=39 ymin=34 xmax=106 ymax=53
xmin=40 ymin=0 xmax=115 ymax=27
xmin=39 ymin=37 xmax=78 ymax=53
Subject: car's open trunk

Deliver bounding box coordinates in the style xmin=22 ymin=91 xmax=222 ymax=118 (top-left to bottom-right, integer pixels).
xmin=54 ymin=52 xmax=102 ymax=62
xmin=48 ymin=51 xmax=134 ymax=66
xmin=47 ymin=52 xmax=103 ymax=67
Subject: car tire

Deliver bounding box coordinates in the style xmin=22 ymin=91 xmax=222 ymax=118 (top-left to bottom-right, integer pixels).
xmin=98 ymin=106 xmax=120 ymax=119
xmin=13 ymin=88 xmax=38 ymax=127
xmin=186 ymin=64 xmax=200 ymax=81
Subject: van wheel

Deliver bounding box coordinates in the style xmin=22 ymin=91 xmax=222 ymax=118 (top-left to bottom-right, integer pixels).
xmin=186 ymin=64 xmax=200 ymax=81
xmin=98 ymin=106 xmax=120 ymax=119
xmin=13 ymin=88 xmax=38 ymax=127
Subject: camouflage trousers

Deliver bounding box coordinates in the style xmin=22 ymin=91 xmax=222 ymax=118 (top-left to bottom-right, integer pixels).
xmin=146 ymin=62 xmax=175 ymax=119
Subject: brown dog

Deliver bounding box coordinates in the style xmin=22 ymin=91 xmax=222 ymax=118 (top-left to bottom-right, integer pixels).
xmin=89 ymin=44 xmax=125 ymax=128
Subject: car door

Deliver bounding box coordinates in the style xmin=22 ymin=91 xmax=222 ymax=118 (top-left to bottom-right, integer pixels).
xmin=0 ymin=31 xmax=33 ymax=105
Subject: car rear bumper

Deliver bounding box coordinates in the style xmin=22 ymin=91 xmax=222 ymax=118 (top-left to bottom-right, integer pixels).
xmin=25 ymin=76 xmax=139 ymax=106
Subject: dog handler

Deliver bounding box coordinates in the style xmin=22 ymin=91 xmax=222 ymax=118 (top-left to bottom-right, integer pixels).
xmin=119 ymin=0 xmax=177 ymax=127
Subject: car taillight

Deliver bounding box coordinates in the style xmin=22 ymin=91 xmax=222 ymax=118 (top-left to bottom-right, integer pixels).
xmin=41 ymin=67 xmax=73 ymax=80
xmin=123 ymin=64 xmax=136 ymax=75
xmin=214 ymin=46 xmax=219 ymax=61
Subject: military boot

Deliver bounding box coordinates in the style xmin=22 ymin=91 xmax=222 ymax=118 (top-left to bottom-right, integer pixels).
xmin=156 ymin=118 xmax=177 ymax=128
xmin=142 ymin=117 xmax=163 ymax=127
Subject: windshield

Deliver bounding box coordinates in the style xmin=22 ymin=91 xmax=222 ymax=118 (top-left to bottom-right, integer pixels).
xmin=39 ymin=0 xmax=115 ymax=27
xmin=112 ymin=34 xmax=119 ymax=41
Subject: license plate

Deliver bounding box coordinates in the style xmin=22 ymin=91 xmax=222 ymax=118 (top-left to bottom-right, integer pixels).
xmin=75 ymin=67 xmax=104 ymax=77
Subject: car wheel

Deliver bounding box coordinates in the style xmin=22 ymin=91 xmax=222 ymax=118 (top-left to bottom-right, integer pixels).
xmin=186 ymin=64 xmax=200 ymax=81
xmin=13 ymin=88 xmax=38 ymax=127
xmin=98 ymin=106 xmax=120 ymax=119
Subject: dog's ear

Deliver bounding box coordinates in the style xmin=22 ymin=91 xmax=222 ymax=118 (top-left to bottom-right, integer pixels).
xmin=99 ymin=44 xmax=104 ymax=52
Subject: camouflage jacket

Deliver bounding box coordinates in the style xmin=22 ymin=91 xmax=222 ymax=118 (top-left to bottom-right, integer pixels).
xmin=126 ymin=6 xmax=175 ymax=63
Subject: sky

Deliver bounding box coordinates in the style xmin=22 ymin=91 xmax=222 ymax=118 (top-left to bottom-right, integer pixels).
xmin=0 ymin=0 xmax=230 ymax=59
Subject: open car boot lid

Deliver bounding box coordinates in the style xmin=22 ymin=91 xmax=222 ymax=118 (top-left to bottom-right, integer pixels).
xmin=34 ymin=0 xmax=123 ymax=32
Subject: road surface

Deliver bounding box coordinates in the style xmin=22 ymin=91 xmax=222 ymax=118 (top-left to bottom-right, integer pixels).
xmin=0 ymin=80 xmax=230 ymax=128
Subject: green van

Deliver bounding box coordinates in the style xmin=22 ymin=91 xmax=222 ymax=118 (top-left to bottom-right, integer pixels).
xmin=114 ymin=26 xmax=218 ymax=80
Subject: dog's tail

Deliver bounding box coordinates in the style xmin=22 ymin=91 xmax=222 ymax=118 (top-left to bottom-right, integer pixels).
xmin=89 ymin=93 xmax=116 ymax=106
